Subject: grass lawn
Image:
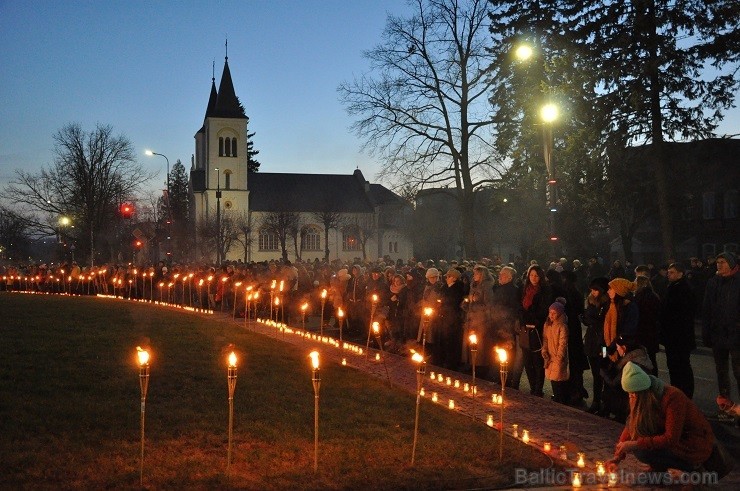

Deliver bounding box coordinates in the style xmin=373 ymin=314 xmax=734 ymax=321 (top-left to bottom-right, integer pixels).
xmin=0 ymin=293 xmax=550 ymax=489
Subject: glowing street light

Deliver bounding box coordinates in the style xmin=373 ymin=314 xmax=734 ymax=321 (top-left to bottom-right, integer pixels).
xmin=226 ymin=351 xmax=238 ymax=478
xmin=309 ymin=351 xmax=321 ymax=472
xmin=496 ymin=347 xmax=509 ymax=460
xmin=514 ymin=43 xmax=533 ymax=62
xmin=540 ymin=102 xmax=559 ymax=124
xmin=410 ymin=351 xmax=426 ymax=466
xmin=136 ymin=346 xmax=150 ymax=486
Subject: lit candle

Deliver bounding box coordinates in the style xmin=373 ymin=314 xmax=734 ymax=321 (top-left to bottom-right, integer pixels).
xmin=430 ymin=371 xmax=436 ymax=380
xmin=487 ymin=415 xmax=494 ymax=427
xmin=543 ymin=442 xmax=552 ymax=452
xmin=608 ymin=472 xmax=618 ymax=486
xmin=512 ymin=424 xmax=518 ymax=438
xmin=577 ymin=452 xmax=585 ymax=468
xmin=454 ymin=380 xmax=460 ymax=388
xmin=464 ymin=383 xmax=470 ymax=392
xmin=419 ymin=388 xmax=425 ymax=396
xmin=431 ymin=392 xmax=438 ymax=403
xmin=521 ymin=430 xmax=529 ymax=443
xmin=341 ymin=358 xmax=347 ymax=366
xmin=559 ymin=445 xmax=567 ymax=460
xmin=448 ymin=400 xmax=455 ymax=409
xmin=572 ymin=472 xmax=582 ymax=488
xmin=596 ymin=461 xmax=605 ymax=477
xmin=375 ymin=353 xmax=380 ymax=361
xmin=446 ymin=377 xmax=452 ymax=386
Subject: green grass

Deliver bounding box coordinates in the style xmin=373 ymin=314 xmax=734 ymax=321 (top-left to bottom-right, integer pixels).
xmin=0 ymin=293 xmax=550 ymax=489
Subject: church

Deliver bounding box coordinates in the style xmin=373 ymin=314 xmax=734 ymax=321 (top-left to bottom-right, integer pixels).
xmin=189 ymin=56 xmax=413 ymax=264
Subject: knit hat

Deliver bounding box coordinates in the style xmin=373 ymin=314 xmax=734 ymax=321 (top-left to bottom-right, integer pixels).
xmin=589 ymin=276 xmax=610 ymax=293
xmin=549 ymin=301 xmax=565 ymax=316
xmin=717 ymin=252 xmax=737 ymax=269
xmin=425 ymin=267 xmax=440 ymax=279
xmin=609 ymin=278 xmax=636 ymax=297
xmin=621 ymin=361 xmax=651 ymax=393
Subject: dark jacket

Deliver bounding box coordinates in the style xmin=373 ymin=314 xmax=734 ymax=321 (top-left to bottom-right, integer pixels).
xmin=635 ymin=288 xmax=662 ymax=353
xmin=660 ymin=276 xmax=696 ymax=350
xmin=702 ymin=270 xmax=739 ymax=348
xmin=519 ymin=285 xmax=551 ymax=351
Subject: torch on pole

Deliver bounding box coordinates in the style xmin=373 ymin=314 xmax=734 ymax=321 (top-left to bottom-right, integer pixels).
xmin=410 ymin=352 xmax=426 ymax=466
xmin=496 ymin=347 xmax=509 ymax=461
xmin=319 ymin=289 xmax=327 ymax=336
xmin=227 ymin=351 xmax=238 ymax=478
xmin=309 ymin=351 xmax=321 ymax=472
xmin=136 ymin=347 xmax=150 ymax=487
xmin=469 ymin=332 xmax=478 ymax=419
xmin=365 ymin=294 xmax=378 ymax=356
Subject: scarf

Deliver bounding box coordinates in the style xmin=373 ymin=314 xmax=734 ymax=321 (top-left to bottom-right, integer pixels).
xmin=522 ymin=283 xmax=539 ymax=311
xmin=604 ymin=301 xmax=618 ymax=355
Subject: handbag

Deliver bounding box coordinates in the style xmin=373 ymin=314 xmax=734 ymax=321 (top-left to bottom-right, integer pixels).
xmin=703 ymin=441 xmax=735 ymax=480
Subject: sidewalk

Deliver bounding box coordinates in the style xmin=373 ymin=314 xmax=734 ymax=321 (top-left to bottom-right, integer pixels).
xmin=223 ymin=312 xmax=739 ymax=489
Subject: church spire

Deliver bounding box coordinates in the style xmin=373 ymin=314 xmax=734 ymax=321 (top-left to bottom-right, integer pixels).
xmin=212 ymin=49 xmax=245 ymax=119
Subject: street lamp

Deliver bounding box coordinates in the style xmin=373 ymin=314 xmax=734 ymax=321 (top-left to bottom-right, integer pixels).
xmin=309 ymin=351 xmax=321 ymax=472
xmin=541 ymin=102 xmax=559 ymax=242
xmin=514 ymin=43 xmax=533 ymax=62
xmin=136 ymin=346 xmax=151 ymax=486
xmin=215 ymin=167 xmax=222 ymax=265
xmin=145 ymin=150 xmax=172 ymax=259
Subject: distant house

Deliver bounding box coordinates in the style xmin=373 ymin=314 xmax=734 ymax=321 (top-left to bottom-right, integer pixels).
xmin=609 ymin=138 xmax=739 ymax=264
xmin=189 ymin=56 xmax=412 ymax=263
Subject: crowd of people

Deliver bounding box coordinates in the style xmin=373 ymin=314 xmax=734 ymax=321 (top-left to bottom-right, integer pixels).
xmin=3 ymin=250 xmax=738 ymax=483
xmin=2 ymin=252 xmax=738 ymax=423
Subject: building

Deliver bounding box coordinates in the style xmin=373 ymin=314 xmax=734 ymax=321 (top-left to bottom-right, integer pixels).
xmin=189 ymin=56 xmax=412 ymax=264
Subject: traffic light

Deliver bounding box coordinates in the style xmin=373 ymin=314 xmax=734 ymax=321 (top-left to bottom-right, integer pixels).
xmin=120 ymin=203 xmax=134 ymax=219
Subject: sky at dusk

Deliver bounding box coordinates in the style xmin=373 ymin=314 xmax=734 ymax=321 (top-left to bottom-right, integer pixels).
xmin=1 ymin=0 xmax=739 ymax=201
xmin=0 ymin=0 xmax=416 ymax=198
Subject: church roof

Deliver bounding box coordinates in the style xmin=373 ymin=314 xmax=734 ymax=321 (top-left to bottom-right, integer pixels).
xmin=249 ymin=172 xmax=384 ymax=213
xmin=205 ymin=78 xmax=218 ymax=119
xmin=212 ymin=59 xmax=246 ymax=119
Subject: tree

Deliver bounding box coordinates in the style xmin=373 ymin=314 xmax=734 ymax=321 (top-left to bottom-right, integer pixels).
xmin=233 ymin=211 xmax=254 ymax=263
xmin=259 ymin=211 xmax=301 ymax=261
xmin=2 ymin=123 xmax=154 ymax=266
xmin=344 ymin=215 xmax=377 ymax=261
xmin=196 ymin=212 xmax=239 ymax=263
xmin=247 ymin=130 xmax=261 ymax=173
xmin=159 ymin=159 xmax=191 ymax=261
xmin=0 ymin=207 xmax=32 ymax=261
xmin=338 ymin=0 xmax=503 ymax=258
xmin=311 ymin=200 xmax=344 ymax=261
xmin=566 ymin=0 xmax=740 ymax=258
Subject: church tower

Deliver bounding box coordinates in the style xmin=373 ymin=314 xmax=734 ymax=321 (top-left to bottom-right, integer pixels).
xmin=191 ymin=52 xmax=250 ymax=262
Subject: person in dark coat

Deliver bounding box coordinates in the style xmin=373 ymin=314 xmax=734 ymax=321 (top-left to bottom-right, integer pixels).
xmin=491 ymin=266 xmax=521 ymax=388
xmin=633 ymin=276 xmax=661 ymax=376
xmin=702 ymin=252 xmax=740 ymax=405
xmin=583 ymin=277 xmax=610 ymax=413
xmin=660 ymin=262 xmax=696 ymax=398
xmin=563 ymin=270 xmax=588 ymax=405
xmin=435 ymin=268 xmax=465 ymax=370
xmin=519 ymin=264 xmax=551 ymax=397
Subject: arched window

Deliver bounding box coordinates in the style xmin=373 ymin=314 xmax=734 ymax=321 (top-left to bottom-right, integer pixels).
xmin=342 ymin=227 xmax=361 ymax=251
xmin=301 ymin=226 xmax=321 ymax=251
xmin=224 ymin=170 xmax=232 ymax=190
xmin=219 ymin=137 xmax=224 ymax=156
xmin=258 ymin=229 xmax=279 ymax=251
xmin=225 ymin=137 xmax=232 ymax=157
xmin=231 ymin=137 xmax=237 ymax=157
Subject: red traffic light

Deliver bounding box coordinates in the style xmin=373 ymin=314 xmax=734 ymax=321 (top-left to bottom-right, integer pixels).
xmin=120 ymin=203 xmax=134 ymax=219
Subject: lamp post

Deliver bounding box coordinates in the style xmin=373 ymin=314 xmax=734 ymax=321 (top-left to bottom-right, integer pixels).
xmin=145 ymin=150 xmax=172 ymax=258
xmin=541 ymin=102 xmax=559 ymax=244
xmin=496 ymin=347 xmax=509 ymax=461
xmin=215 ymin=167 xmax=222 ymax=266
xmin=136 ymin=347 xmax=150 ymax=486
xmin=309 ymin=351 xmax=321 ymax=472
xmin=227 ymin=351 xmax=238 ymax=478
xmin=410 ymin=352 xmax=426 ymax=466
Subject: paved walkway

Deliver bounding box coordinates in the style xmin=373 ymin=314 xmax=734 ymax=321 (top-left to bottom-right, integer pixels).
xmin=220 ymin=311 xmax=739 ymax=490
